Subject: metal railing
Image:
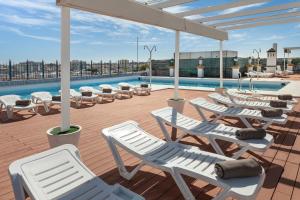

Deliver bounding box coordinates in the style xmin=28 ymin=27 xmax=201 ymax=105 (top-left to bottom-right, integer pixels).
xmin=0 ymin=60 xmax=147 ymax=81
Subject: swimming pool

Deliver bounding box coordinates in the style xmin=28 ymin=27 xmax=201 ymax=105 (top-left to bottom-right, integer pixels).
xmin=0 ymin=76 xmax=286 ymax=98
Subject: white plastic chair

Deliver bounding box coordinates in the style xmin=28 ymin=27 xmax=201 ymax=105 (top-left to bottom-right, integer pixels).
xmin=102 ymin=121 xmax=265 ymax=200
xmin=0 ymin=95 xmax=37 ymax=119
xmin=151 ymin=107 xmax=273 ymax=159
xmin=190 ymin=97 xmax=288 ymax=129
xmin=9 ymin=144 xmax=144 ymax=200
xmin=31 ymin=92 xmax=61 ymax=113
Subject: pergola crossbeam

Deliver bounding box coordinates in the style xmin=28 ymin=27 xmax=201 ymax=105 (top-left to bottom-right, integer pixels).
xmin=151 ymin=0 xmax=196 ymax=9
xmin=212 ymin=11 xmax=300 ymax=28
xmin=57 ymin=0 xmax=228 ymax=40
xmin=222 ymin=17 xmax=300 ymax=30
xmin=176 ymin=0 xmax=269 ymax=17
xmin=196 ymin=2 xmax=300 ymax=22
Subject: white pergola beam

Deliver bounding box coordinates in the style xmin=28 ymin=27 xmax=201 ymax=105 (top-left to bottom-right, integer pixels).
xmin=222 ymin=17 xmax=300 ymax=30
xmin=151 ymin=0 xmax=195 ymax=9
xmin=176 ymin=0 xmax=269 ymax=17
xmin=197 ymin=2 xmax=300 ymax=22
xmin=213 ymin=11 xmax=300 ymax=28
xmin=57 ymin=0 xmax=228 ymax=41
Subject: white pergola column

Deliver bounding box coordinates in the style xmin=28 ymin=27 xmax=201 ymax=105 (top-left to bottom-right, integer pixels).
xmin=60 ymin=7 xmax=70 ymax=131
xmin=219 ymin=40 xmax=224 ymax=88
xmin=174 ymin=30 xmax=180 ymax=99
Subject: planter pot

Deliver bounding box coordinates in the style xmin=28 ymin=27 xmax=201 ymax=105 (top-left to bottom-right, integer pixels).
xmin=167 ymin=98 xmax=185 ymax=113
xmin=47 ymin=125 xmax=81 ymax=148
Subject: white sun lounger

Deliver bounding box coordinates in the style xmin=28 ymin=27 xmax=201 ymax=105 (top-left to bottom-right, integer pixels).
xmin=226 ymin=89 xmax=298 ymax=104
xmin=209 ymin=92 xmax=294 ymax=113
xmin=119 ymin=82 xmax=151 ymax=96
xmin=31 ymin=92 xmax=61 ymax=113
xmin=0 ymin=95 xmax=37 ymax=119
xmin=151 ymin=107 xmax=273 ymax=159
xmin=116 ymin=83 xmax=134 ymax=98
xmin=102 ymin=121 xmax=265 ymax=200
xmin=98 ymin=84 xmax=118 ymax=101
xmin=190 ymin=98 xmax=288 ymax=129
xmin=9 ymin=144 xmax=144 ymax=200
xmin=59 ymin=89 xmax=98 ymax=107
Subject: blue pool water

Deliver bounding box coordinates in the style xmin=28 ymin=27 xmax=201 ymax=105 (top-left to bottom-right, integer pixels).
xmin=0 ymin=77 xmax=285 ymax=99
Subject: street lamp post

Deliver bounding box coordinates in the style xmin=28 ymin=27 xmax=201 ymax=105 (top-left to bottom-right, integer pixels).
xmin=253 ymin=48 xmax=261 ymax=67
xmin=144 ymin=45 xmax=156 ymax=87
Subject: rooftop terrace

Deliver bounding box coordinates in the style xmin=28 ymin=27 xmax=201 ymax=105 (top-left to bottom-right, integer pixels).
xmin=1 ymin=89 xmax=300 ymax=200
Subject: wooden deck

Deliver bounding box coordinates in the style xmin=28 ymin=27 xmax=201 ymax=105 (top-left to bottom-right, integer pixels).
xmin=1 ymin=89 xmax=300 ymax=200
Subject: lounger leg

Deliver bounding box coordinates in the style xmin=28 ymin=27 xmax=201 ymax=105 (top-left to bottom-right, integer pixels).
xmin=155 ymin=119 xmax=172 ymax=141
xmin=6 ymin=107 xmax=14 ymax=119
xmin=170 ymin=171 xmax=195 ymax=200
xmin=10 ymin=174 xmax=26 ymax=200
xmin=194 ymin=106 xmax=208 ymax=121
xmin=240 ymin=117 xmax=253 ymax=128
xmin=208 ymin=137 xmax=225 ymax=156
xmin=262 ymin=121 xmax=272 ymax=130
xmin=212 ymin=114 xmax=223 ymax=123
xmin=106 ymin=139 xmax=144 ymax=180
xmin=232 ymin=146 xmax=249 ymax=159
xmin=43 ymin=102 xmax=50 ymax=113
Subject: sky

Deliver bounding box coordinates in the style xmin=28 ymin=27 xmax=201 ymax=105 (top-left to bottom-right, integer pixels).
xmin=0 ymin=0 xmax=299 ymax=62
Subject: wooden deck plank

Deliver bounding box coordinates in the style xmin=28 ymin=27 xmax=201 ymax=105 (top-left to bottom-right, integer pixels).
xmin=1 ymin=89 xmax=299 ymax=200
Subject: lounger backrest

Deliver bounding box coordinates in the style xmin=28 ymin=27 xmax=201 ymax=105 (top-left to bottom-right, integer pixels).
xmin=69 ymin=89 xmax=81 ymax=97
xmin=79 ymin=87 xmax=98 ymax=93
xmin=31 ymin=92 xmax=52 ymax=101
xmin=190 ymin=98 xmax=228 ymax=114
xmin=208 ymin=93 xmax=233 ymax=105
xmin=9 ymin=145 xmax=111 ymax=200
xmin=102 ymin=121 xmax=166 ymax=159
xmin=0 ymin=95 xmax=21 ymax=106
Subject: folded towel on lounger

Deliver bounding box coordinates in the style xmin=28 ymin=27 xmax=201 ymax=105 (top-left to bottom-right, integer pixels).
xmin=141 ymin=84 xmax=149 ymax=88
xmin=81 ymin=91 xmax=93 ymax=97
xmin=261 ymin=108 xmax=283 ymax=118
xmin=121 ymin=86 xmax=130 ymax=91
xmin=102 ymin=88 xmax=112 ymax=93
xmin=235 ymin=128 xmax=266 ymax=140
xmin=270 ymin=100 xmax=287 ymax=108
xmin=15 ymin=100 xmax=31 ymax=107
xmin=215 ymin=159 xmax=262 ymax=179
xmin=278 ymin=94 xmax=293 ymax=101
xmin=52 ymin=96 xmax=61 ymax=102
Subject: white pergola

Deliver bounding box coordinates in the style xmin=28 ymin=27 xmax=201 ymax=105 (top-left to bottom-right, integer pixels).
xmin=56 ymin=0 xmax=300 ymax=132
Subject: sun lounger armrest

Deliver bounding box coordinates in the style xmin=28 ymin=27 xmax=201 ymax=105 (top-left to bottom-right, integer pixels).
xmin=112 ymin=184 xmax=144 ymax=200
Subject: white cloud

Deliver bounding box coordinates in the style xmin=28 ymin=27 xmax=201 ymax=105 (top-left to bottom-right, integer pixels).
xmin=288 ymin=8 xmax=300 ymax=13
xmin=230 ymin=32 xmax=247 ymax=41
xmin=220 ymin=3 xmax=267 ymax=15
xmin=0 ymin=0 xmax=58 ymax=14
xmin=259 ymin=35 xmax=285 ymax=41
xmin=0 ymin=13 xmax=55 ymax=26
xmin=2 ymin=27 xmax=59 ymax=42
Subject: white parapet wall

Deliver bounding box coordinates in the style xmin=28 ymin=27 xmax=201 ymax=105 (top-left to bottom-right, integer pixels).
xmin=266 ymin=66 xmax=276 ymax=73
